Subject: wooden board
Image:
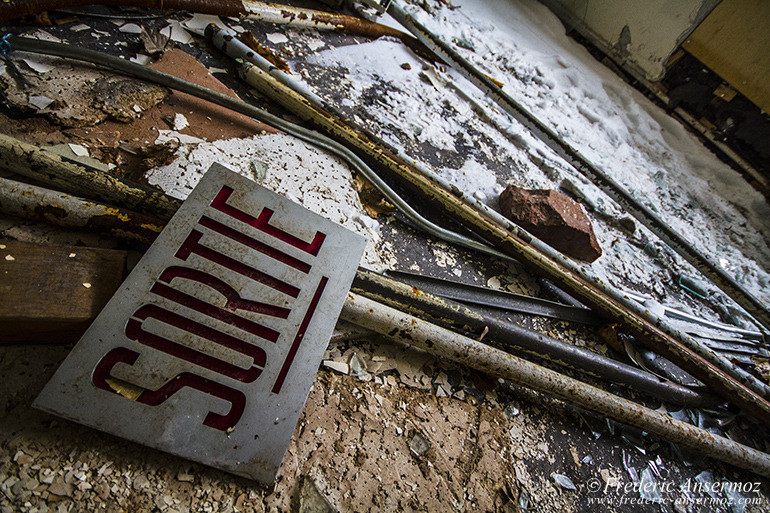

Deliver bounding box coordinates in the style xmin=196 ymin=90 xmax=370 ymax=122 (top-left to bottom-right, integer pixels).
xmin=0 ymin=241 xmax=127 ymax=343
xmin=683 ymin=0 xmax=770 ymax=113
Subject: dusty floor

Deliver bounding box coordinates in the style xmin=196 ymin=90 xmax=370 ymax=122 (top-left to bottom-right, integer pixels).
xmin=2 ymin=335 xmax=769 ymax=512
xmin=2 ymin=1 xmax=770 ymax=512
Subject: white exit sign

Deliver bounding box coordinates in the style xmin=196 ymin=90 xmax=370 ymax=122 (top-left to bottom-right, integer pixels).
xmin=34 ymin=163 xmax=366 ymax=482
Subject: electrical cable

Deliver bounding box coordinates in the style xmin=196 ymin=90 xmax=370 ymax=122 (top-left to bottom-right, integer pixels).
xmin=5 ymin=35 xmax=518 ymax=266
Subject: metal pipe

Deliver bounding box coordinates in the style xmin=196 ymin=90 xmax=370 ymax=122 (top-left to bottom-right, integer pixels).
xmin=384 ymin=269 xmax=600 ymax=325
xmin=0 ymin=0 xmax=438 ymax=60
xmin=622 ymin=289 xmax=764 ymax=340
xmin=0 ymin=176 xmax=164 ymax=245
xmin=383 ymin=0 xmax=770 ymax=333
xmin=341 ymin=292 xmax=770 ymax=478
xmin=352 ymin=269 xmax=718 ymax=407
xmin=206 ymin=25 xmax=326 ymax=110
xmin=0 ymin=134 xmax=180 ymax=221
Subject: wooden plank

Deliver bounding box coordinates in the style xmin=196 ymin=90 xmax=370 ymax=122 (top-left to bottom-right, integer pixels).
xmin=0 ymin=241 xmax=127 ymax=344
xmin=682 ymin=0 xmax=770 ymax=113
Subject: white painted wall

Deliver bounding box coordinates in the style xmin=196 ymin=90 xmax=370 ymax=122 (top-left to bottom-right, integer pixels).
xmin=537 ymin=0 xmax=720 ymax=80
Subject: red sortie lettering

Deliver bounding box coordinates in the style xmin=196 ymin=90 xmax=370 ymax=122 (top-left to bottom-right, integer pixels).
xmin=176 ymin=230 xmax=300 ymax=298
xmin=210 ymin=186 xmax=326 ymax=256
xmin=126 ymin=304 xmax=266 ymax=383
xmin=159 ymin=266 xmax=291 ymax=317
xmin=199 ymin=216 xmax=311 ymax=273
xmin=93 ymin=347 xmax=245 ymax=430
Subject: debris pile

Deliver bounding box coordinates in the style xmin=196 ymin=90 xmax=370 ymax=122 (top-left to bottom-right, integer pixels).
xmin=0 ymin=0 xmax=769 ymax=511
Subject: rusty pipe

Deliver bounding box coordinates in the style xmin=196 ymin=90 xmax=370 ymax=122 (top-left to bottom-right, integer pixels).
xmin=341 ymin=292 xmax=770 ymax=478
xmin=0 ymin=0 xmax=438 ymax=61
xmin=0 ymin=134 xmax=180 ymax=221
xmin=0 ymin=176 xmax=164 ymax=245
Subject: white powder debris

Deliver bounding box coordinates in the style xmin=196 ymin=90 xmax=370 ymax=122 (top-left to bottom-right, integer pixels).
xmin=20 ymin=58 xmax=55 ymax=74
xmin=28 ymin=95 xmax=54 ymax=110
xmin=23 ymin=29 xmax=62 ymax=43
xmin=130 ymin=54 xmax=152 ymax=65
xmin=67 ymin=144 xmax=89 ymax=157
xmin=323 ymin=360 xmax=349 ymax=374
xmin=172 ymin=113 xmax=190 ymax=131
xmin=146 ymin=134 xmax=384 ymax=269
xmin=118 ymin=23 xmax=143 ymax=34
xmin=160 ymin=21 xmax=193 ymax=44
xmin=154 ymin=130 xmax=204 ymax=145
xmin=266 ymin=33 xmax=289 ymax=44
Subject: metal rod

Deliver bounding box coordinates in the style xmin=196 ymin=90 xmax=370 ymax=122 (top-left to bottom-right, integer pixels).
xmin=0 ymin=176 xmax=164 ymax=245
xmin=623 ymin=289 xmax=764 ymax=340
xmin=341 ymin=292 xmax=770 ymax=478
xmin=353 ymin=269 xmax=718 ymax=407
xmin=205 ymin=25 xmax=326 ymax=106
xmin=385 ymin=269 xmax=600 ymax=325
xmin=384 ymin=0 xmax=770 ymax=332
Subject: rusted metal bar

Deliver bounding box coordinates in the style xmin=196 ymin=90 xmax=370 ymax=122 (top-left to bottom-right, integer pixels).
xmin=0 ymin=134 xmax=179 ymax=221
xmin=384 ymin=269 xmax=600 ymax=325
xmin=9 ymin=35 xmax=770 ymax=427
xmin=352 ymin=269 xmax=718 ymax=407
xmin=0 ymin=0 xmax=438 ymax=61
xmin=383 ymin=0 xmax=770 ymax=332
xmin=0 ymin=176 xmax=164 ymax=245
xmin=341 ymin=292 xmax=770 ymax=478
xmin=207 ymin=24 xmax=326 ymax=108
xmin=237 ymin=60 xmax=770 ymax=424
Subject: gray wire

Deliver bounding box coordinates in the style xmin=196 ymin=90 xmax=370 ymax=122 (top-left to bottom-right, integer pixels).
xmin=7 ymin=36 xmax=517 ymax=265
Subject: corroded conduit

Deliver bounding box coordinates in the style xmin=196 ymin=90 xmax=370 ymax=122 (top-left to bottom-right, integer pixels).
xmin=0 ymin=176 xmax=164 ymax=245
xmin=341 ymin=292 xmax=770 ymax=478
xmin=0 ymin=0 xmax=438 ymax=61
xmin=8 ymin=35 xmax=770 ymax=427
xmin=384 ymin=1 xmax=770 ymax=332
xmin=0 ymin=134 xmax=180 ymax=221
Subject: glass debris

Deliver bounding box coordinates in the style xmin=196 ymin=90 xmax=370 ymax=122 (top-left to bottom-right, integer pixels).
xmin=551 ymin=473 xmax=577 ymax=491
